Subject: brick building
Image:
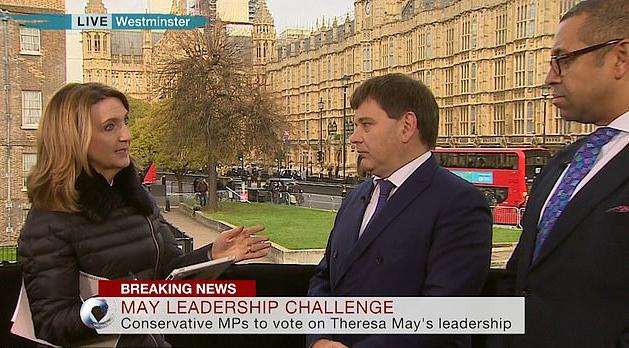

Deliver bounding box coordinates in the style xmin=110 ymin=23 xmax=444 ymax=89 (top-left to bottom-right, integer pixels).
xmin=0 ymin=0 xmax=66 ymax=243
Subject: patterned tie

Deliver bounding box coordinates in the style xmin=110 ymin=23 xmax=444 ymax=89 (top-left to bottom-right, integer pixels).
xmin=534 ymin=127 xmax=620 ymax=260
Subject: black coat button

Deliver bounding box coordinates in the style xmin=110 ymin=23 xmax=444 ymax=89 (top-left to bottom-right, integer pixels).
xmin=376 ymin=256 xmax=383 ymax=264
xmin=332 ymin=250 xmax=338 ymax=259
xmin=521 ymin=288 xmax=532 ymax=297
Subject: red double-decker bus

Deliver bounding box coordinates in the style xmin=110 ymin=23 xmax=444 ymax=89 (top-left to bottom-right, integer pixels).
xmin=433 ymin=148 xmax=551 ymax=224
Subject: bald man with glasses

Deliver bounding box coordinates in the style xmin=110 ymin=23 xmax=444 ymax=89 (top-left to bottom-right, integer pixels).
xmin=504 ymin=1 xmax=629 ymax=347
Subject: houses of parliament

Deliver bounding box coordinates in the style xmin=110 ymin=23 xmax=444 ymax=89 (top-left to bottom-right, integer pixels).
xmin=82 ymin=0 xmax=588 ymax=176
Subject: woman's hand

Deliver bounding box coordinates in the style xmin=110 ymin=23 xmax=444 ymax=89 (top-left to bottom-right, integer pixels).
xmin=211 ymin=225 xmax=271 ymax=262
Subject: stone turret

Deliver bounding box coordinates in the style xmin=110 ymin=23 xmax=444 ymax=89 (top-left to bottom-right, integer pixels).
xmin=252 ymin=0 xmax=276 ymax=75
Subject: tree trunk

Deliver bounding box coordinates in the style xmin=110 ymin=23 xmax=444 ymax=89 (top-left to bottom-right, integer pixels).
xmin=175 ymin=173 xmax=184 ymax=193
xmin=207 ymin=157 xmax=219 ymax=211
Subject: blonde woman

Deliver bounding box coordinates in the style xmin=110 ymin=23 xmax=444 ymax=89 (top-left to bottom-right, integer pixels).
xmin=19 ymin=83 xmax=270 ymax=347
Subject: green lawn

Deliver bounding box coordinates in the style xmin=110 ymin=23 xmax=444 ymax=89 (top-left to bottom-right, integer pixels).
xmin=492 ymin=227 xmax=522 ymax=244
xmin=0 ymin=245 xmax=17 ymax=262
xmin=203 ymin=202 xmax=522 ymax=249
xmin=205 ymin=202 xmax=336 ymax=249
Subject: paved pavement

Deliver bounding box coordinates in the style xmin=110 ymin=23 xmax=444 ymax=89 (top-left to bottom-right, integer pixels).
xmin=163 ymin=209 xmax=221 ymax=248
xmin=301 ymin=193 xmax=343 ymax=211
xmin=491 ymin=245 xmax=517 ymax=268
xmin=163 ymin=208 xmax=273 ymax=263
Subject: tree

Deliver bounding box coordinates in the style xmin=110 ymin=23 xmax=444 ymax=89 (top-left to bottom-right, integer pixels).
xmin=154 ymin=23 xmax=284 ymax=210
xmin=130 ymin=100 xmax=206 ymax=193
xmin=127 ymin=97 xmax=156 ymax=168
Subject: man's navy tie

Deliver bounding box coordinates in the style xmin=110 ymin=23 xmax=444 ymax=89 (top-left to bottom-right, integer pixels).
xmin=360 ymin=179 xmax=396 ymax=237
xmin=372 ymin=179 xmax=396 ymax=220
xmin=533 ymin=127 xmax=620 ymax=260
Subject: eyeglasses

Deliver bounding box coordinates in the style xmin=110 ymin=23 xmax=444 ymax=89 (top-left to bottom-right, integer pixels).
xmin=549 ymin=39 xmax=623 ymax=76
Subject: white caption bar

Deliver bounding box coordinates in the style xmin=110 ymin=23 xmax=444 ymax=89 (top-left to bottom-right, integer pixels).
xmin=93 ymin=297 xmax=524 ymax=334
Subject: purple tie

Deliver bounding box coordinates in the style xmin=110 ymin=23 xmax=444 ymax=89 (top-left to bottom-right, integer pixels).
xmin=371 ymin=179 xmax=396 ymax=222
xmin=534 ymin=127 xmax=620 ymax=260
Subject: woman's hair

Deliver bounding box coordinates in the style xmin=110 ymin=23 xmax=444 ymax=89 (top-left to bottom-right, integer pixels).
xmin=27 ymin=82 xmax=129 ymax=212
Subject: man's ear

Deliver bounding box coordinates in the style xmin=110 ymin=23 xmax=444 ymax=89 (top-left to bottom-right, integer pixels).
xmin=612 ymin=40 xmax=629 ymax=79
xmin=400 ymin=111 xmax=418 ymax=143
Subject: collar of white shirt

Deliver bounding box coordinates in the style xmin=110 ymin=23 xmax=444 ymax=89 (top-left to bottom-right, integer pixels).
xmin=604 ymin=110 xmax=629 ymax=133
xmin=372 ymin=151 xmax=432 ymax=196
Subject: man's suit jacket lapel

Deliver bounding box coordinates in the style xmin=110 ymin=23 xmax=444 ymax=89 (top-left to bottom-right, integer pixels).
xmin=334 ymin=157 xmax=438 ymax=286
xmin=337 ymin=183 xmax=374 ymax=250
xmin=330 ymin=182 xmax=374 ymax=289
xmin=531 ymin=143 xmax=629 ymax=268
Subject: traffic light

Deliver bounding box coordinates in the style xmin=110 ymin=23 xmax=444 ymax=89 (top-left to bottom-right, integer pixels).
xmin=317 ymin=151 xmax=324 ymax=162
xmin=238 ymin=154 xmax=243 ymax=161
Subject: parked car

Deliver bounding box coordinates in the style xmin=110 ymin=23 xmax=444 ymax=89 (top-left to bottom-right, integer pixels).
xmin=279 ymin=169 xmax=301 ymax=180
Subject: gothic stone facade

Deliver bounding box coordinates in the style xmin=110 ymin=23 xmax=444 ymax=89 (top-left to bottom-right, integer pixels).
xmin=257 ymin=0 xmax=586 ymax=176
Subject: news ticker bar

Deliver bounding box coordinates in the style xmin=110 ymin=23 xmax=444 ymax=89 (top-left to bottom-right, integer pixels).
xmin=85 ymin=296 xmax=524 ymax=335
xmin=7 ymin=14 xmax=208 ymax=30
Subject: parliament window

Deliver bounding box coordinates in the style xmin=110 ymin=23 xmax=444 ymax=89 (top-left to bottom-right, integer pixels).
xmin=388 ymin=37 xmax=396 ymax=67
xmin=494 ymin=104 xmax=506 ymax=135
xmin=405 ymin=34 xmax=413 ymax=65
xmin=470 ymin=63 xmax=477 ymax=93
xmin=426 ymin=31 xmax=432 ymax=59
xmin=381 ymin=40 xmax=388 ymax=68
xmin=445 ymin=67 xmax=454 ymax=96
xmin=527 ymin=53 xmax=536 ymax=85
xmin=471 ymin=16 xmax=478 ymax=49
xmin=444 ymin=109 xmax=453 ymax=136
xmin=418 ymin=31 xmax=426 ymax=60
xmin=514 ymin=101 xmax=526 ymax=135
xmin=515 ymin=53 xmax=526 ymax=87
xmin=362 ymin=44 xmax=372 ymax=71
xmin=445 ymin=25 xmax=455 ymax=56
xmin=470 ymin=106 xmax=477 ymax=135
xmin=460 ymin=64 xmax=469 ymax=94
xmin=526 ymin=101 xmax=535 ymax=134
xmin=516 ymin=1 xmax=536 ymax=39
xmin=495 ymin=7 xmax=507 ymax=45
xmin=460 ymin=107 xmax=469 ymax=135
xmin=494 ymin=59 xmax=506 ymax=90
xmin=461 ymin=16 xmax=471 ymax=51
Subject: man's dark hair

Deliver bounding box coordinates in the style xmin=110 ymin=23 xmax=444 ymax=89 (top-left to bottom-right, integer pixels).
xmin=350 ymin=73 xmax=439 ymax=148
xmin=562 ymin=0 xmax=628 ymax=46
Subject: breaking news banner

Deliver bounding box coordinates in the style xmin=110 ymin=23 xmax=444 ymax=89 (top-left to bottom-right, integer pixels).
xmin=7 ymin=14 xmax=208 ymax=30
xmin=80 ymin=280 xmax=524 ymax=335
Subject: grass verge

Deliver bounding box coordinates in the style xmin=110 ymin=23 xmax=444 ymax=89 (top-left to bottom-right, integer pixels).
xmin=204 ymin=202 xmax=521 ymax=249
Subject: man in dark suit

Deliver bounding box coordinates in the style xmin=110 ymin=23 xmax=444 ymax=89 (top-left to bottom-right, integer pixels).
xmin=506 ymin=1 xmax=629 ymax=347
xmin=307 ymin=73 xmax=492 ymax=348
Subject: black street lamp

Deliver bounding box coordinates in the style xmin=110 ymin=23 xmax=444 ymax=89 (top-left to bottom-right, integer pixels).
xmin=341 ymin=74 xmax=350 ymax=180
xmin=318 ymin=97 xmax=324 ymax=177
xmin=541 ymin=86 xmax=551 ymax=147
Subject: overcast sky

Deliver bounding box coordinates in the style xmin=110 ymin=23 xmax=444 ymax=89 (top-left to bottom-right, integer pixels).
xmin=66 ymin=0 xmax=354 ymax=31
xmin=65 ymin=0 xmax=354 ymax=82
